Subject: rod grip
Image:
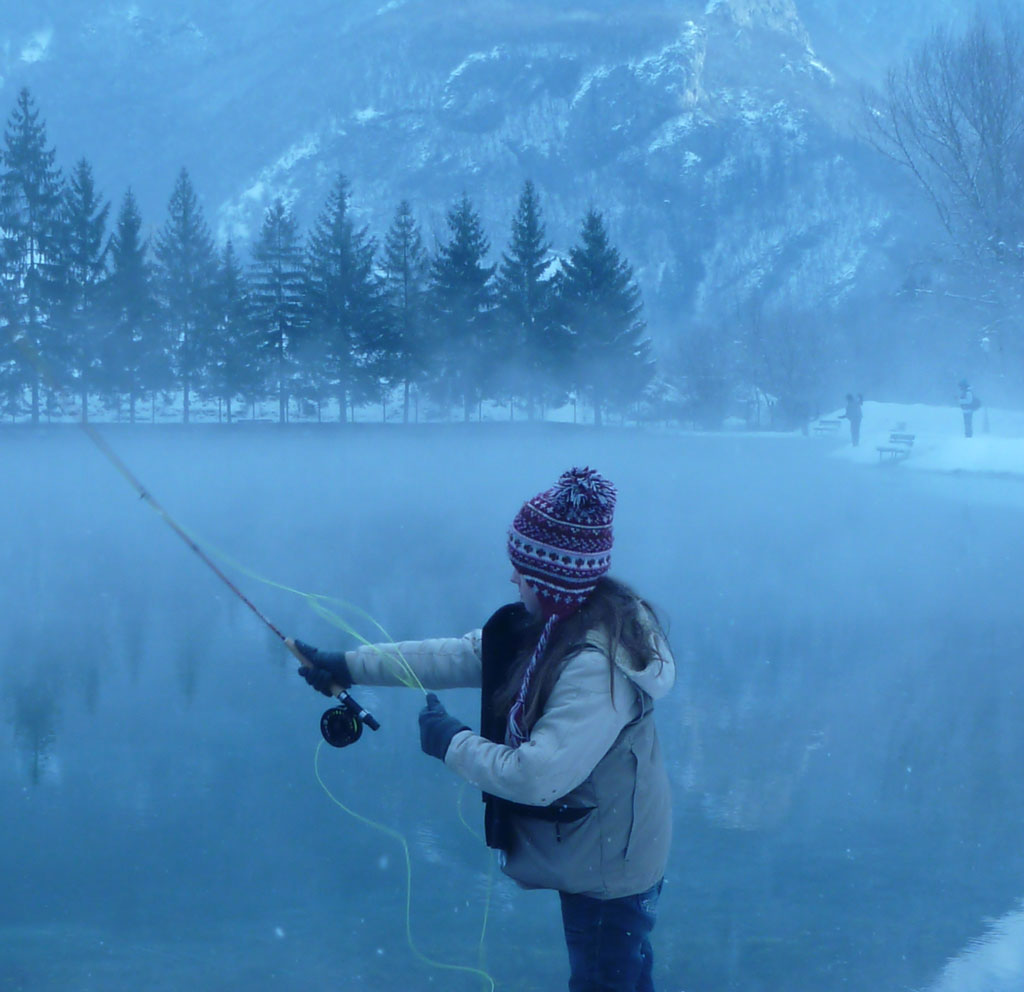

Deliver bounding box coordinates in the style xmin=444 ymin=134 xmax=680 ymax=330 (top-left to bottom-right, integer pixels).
xmin=286 ymin=637 xmax=346 ymax=696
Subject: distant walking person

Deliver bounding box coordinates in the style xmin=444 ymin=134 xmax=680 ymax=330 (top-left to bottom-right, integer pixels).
xmin=841 ymin=393 xmax=863 ymax=446
xmin=958 ymin=380 xmax=978 ymax=438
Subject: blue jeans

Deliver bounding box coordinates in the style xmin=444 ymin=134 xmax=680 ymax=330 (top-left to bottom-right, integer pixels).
xmin=559 ymin=880 xmax=663 ymax=992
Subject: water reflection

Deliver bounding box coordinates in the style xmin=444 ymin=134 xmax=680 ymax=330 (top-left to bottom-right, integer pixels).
xmin=9 ymin=672 xmax=61 ymax=785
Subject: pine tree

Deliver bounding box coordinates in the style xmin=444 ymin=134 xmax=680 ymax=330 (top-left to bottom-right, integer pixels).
xmin=104 ymin=189 xmax=160 ymax=423
xmin=381 ymin=199 xmax=430 ymax=423
xmin=207 ymin=241 xmax=258 ymax=423
xmin=0 ymin=88 xmax=64 ymax=423
xmin=429 ymin=193 xmax=496 ymax=420
xmin=303 ymin=175 xmax=382 ymax=423
xmin=0 ymin=275 xmax=18 ymax=418
xmin=558 ymin=210 xmax=653 ymax=426
xmin=495 ymin=180 xmax=563 ymax=419
xmin=57 ymin=158 xmax=110 ymax=422
xmin=154 ymin=168 xmax=216 ymax=423
xmin=250 ymin=198 xmax=304 ymax=423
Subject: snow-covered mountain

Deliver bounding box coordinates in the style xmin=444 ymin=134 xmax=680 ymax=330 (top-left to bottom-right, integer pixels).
xmin=0 ymin=0 xmax=975 ymax=343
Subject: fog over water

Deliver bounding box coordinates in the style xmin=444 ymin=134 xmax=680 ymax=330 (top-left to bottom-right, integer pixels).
xmin=2 ymin=426 xmax=1023 ymax=991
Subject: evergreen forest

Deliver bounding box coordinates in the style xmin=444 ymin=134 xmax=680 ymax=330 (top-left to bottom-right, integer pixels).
xmin=0 ymin=89 xmax=652 ymax=426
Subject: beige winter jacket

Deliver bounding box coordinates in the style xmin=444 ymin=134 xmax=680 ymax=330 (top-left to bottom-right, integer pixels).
xmin=345 ymin=620 xmax=675 ymax=898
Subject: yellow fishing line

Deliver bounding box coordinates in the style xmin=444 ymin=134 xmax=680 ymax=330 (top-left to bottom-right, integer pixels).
xmin=315 ymin=741 xmax=497 ymax=991
xmin=455 ymin=785 xmax=497 ymax=979
xmin=181 ymin=523 xmax=498 ymax=987
xmin=457 ymin=782 xmax=486 ymax=846
xmin=475 ymin=820 xmax=497 ymax=981
xmin=172 ymin=520 xmax=425 ymax=691
xmin=167 ymin=512 xmax=502 ymax=990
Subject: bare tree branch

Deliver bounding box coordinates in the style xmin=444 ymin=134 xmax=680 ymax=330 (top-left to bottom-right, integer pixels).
xmin=863 ymin=5 xmax=1024 ymax=262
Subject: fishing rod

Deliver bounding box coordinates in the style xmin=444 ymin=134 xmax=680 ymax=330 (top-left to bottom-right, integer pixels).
xmin=77 ymin=418 xmax=381 ymax=745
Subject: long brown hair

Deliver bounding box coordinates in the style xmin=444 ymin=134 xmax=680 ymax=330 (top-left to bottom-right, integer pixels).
xmin=495 ymin=576 xmax=668 ymax=734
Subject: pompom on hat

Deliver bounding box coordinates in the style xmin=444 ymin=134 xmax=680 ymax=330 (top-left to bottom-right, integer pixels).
xmin=507 ymin=466 xmax=617 ymax=617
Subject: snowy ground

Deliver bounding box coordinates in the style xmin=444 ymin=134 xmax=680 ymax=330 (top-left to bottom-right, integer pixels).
xmin=925 ymin=903 xmax=1024 ymax=992
xmin=6 ymin=389 xmax=589 ymax=427
xmin=12 ymin=384 xmax=1024 ymax=483
xmin=817 ymin=401 xmax=1024 ymax=479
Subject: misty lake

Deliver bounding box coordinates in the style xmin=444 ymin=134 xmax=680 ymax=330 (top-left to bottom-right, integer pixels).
xmin=2 ymin=425 xmax=1022 ymax=991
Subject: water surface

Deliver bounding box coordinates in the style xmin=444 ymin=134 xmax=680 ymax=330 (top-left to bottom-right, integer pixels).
xmin=2 ymin=425 xmax=1022 ymax=991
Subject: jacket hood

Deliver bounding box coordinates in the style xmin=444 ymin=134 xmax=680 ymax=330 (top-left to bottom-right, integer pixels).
xmin=586 ymin=610 xmax=674 ymax=701
xmin=614 ymin=630 xmax=676 ymax=701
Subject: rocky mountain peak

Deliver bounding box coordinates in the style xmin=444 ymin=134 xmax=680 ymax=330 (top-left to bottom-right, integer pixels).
xmin=706 ymin=0 xmax=809 ymax=46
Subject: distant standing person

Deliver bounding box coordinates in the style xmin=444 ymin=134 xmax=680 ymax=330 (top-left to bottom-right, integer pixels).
xmin=958 ymin=380 xmax=977 ymax=438
xmin=841 ymin=393 xmax=863 ymax=446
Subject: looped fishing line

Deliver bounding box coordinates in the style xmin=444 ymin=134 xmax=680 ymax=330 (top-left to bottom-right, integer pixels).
xmin=187 ymin=531 xmax=498 ymax=985
xmin=152 ymin=517 xmax=499 ymax=988
xmin=315 ymin=741 xmax=496 ymax=991
xmin=133 ymin=493 xmax=498 ymax=988
xmin=179 ymin=526 xmax=500 ymax=986
xmin=171 ymin=521 xmax=427 ymax=689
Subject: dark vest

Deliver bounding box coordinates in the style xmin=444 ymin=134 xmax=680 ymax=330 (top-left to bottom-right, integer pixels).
xmin=479 ymin=602 xmax=593 ymax=850
xmin=479 ymin=602 xmax=532 ymax=746
xmin=480 ymin=603 xmax=531 ymax=849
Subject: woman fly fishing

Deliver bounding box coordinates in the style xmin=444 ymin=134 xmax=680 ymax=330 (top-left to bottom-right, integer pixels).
xmin=293 ymin=466 xmax=675 ymax=992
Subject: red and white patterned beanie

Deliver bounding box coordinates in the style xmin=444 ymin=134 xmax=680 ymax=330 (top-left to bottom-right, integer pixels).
xmin=507 ymin=466 xmax=617 ymax=618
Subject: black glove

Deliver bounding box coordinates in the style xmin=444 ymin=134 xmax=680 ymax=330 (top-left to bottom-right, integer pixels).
xmin=418 ymin=692 xmax=469 ymax=762
xmin=294 ymin=638 xmax=353 ymax=696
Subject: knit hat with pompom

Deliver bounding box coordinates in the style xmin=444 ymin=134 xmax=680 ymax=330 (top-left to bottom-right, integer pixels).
xmin=507 ymin=466 xmax=617 ymax=618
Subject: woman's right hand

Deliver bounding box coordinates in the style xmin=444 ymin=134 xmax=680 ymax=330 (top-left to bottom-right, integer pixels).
xmin=287 ymin=637 xmax=353 ymax=696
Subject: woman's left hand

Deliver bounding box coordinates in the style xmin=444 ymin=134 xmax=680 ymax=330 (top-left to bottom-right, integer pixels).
xmin=418 ymin=693 xmax=469 ymax=761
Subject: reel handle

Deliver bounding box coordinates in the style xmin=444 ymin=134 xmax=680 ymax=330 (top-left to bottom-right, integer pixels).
xmin=339 ymin=690 xmax=381 ymax=731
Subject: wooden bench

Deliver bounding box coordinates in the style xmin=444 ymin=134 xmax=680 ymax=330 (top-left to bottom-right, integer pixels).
xmin=877 ymin=432 xmax=914 ymax=461
xmin=813 ymin=418 xmax=842 ymax=435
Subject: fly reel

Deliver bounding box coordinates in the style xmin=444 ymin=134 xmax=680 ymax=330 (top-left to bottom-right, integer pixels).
xmin=320 ymin=689 xmax=381 ymax=748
